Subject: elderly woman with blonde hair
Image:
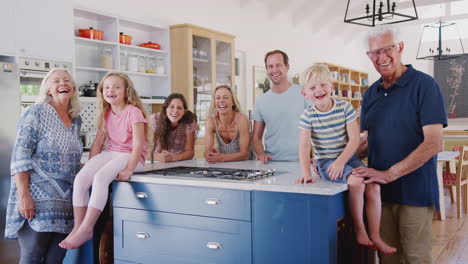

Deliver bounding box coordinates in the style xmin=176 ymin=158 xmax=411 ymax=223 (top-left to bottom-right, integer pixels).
xmin=5 ymin=68 xmax=82 ymax=263
xmin=204 ymin=85 xmax=250 ymax=163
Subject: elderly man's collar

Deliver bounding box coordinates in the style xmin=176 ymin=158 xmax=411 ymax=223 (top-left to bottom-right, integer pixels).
xmin=377 ymin=64 xmax=414 ymax=91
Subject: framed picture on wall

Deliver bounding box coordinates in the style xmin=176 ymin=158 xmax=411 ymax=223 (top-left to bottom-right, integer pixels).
xmin=252 ymin=65 xmax=271 ymax=103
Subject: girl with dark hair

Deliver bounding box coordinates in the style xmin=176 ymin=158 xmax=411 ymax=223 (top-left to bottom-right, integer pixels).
xmin=150 ymin=93 xmax=197 ymax=162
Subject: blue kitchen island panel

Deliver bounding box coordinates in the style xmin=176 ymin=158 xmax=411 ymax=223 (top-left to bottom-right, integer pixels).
xmin=252 ymin=191 xmax=346 ymax=264
xmin=113 ymin=181 xmax=251 ymax=221
xmin=114 ymin=207 xmax=252 ymax=264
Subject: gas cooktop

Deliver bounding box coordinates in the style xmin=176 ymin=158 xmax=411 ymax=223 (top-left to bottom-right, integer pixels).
xmin=134 ymin=166 xmax=276 ymax=181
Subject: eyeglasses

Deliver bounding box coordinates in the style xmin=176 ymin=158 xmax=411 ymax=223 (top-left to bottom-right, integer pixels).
xmin=366 ymin=43 xmax=400 ymax=58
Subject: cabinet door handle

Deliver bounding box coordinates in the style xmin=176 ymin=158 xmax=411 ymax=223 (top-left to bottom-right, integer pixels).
xmin=206 ymin=242 xmax=223 ymax=249
xmin=135 ymin=192 xmax=148 ymax=199
xmin=205 ymin=198 xmax=221 ymax=205
xmin=136 ymin=232 xmax=150 ymax=239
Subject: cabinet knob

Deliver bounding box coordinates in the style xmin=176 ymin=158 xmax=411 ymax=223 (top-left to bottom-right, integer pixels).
xmin=206 ymin=242 xmax=223 ymax=250
xmin=136 ymin=232 xmax=150 ymax=239
xmin=136 ymin=192 xmax=148 ymax=199
xmin=205 ymin=198 xmax=221 ymax=205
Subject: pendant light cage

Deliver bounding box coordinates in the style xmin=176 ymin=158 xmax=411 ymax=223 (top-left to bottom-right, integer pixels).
xmin=416 ymin=21 xmax=465 ymax=60
xmin=344 ymin=0 xmax=418 ymax=27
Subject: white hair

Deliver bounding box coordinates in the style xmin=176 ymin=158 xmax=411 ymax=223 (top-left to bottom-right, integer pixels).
xmin=36 ymin=68 xmax=82 ymax=118
xmin=364 ymin=24 xmax=401 ymax=50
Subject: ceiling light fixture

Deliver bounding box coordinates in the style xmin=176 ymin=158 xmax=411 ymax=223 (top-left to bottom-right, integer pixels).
xmin=344 ymin=0 xmax=418 ymax=27
xmin=416 ymin=21 xmax=465 ymax=60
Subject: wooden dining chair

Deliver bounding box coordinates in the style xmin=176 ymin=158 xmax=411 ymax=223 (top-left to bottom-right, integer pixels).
xmin=443 ymin=145 xmax=468 ymax=219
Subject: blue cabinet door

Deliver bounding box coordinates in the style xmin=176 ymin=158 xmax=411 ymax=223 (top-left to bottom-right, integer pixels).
xmin=113 ymin=182 xmax=251 ymax=221
xmin=114 ymin=207 xmax=252 ymax=264
xmin=252 ymin=191 xmax=346 ymax=264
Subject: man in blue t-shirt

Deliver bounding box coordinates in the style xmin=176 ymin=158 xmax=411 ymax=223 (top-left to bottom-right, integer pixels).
xmin=253 ymin=50 xmax=310 ymax=161
xmin=354 ymin=25 xmax=447 ymax=263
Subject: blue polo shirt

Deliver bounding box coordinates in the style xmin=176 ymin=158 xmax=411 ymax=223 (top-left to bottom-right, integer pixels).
xmin=360 ymin=65 xmax=447 ymax=209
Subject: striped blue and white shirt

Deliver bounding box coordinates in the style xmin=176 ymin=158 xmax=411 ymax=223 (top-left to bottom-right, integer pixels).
xmin=298 ymin=99 xmax=357 ymax=159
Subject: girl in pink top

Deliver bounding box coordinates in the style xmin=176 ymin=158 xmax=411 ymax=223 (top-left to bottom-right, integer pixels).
xmin=150 ymin=93 xmax=197 ymax=162
xmin=60 ymin=72 xmax=148 ymax=249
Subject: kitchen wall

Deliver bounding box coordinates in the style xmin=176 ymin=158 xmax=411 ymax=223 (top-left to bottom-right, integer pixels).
xmin=73 ymin=0 xmax=445 ymax=111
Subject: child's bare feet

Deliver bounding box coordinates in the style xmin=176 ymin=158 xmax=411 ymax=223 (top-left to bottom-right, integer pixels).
xmin=356 ymin=230 xmax=374 ymax=247
xmin=371 ymin=236 xmax=397 ymax=255
xmin=59 ymin=227 xmax=93 ymax=249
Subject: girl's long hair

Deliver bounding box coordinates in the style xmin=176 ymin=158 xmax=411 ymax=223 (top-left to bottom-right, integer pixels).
xmin=151 ymin=93 xmax=197 ymax=157
xmin=96 ymin=72 xmax=148 ymax=141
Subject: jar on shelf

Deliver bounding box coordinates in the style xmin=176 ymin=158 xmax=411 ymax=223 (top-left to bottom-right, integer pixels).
xmin=138 ymin=55 xmax=146 ymax=73
xmin=127 ymin=54 xmax=138 ymax=72
xmin=100 ymin=48 xmax=113 ymax=69
xmin=155 ymin=57 xmax=165 ymax=74
xmin=120 ymin=52 xmax=127 ymax=71
xmin=146 ymin=56 xmax=156 ymax=73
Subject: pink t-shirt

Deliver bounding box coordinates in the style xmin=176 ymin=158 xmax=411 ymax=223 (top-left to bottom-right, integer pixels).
xmin=105 ymin=104 xmax=148 ymax=164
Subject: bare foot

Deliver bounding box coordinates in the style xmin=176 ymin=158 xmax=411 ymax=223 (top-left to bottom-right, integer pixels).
xmin=371 ymin=236 xmax=397 ymax=255
xmin=356 ymin=230 xmax=374 ymax=247
xmin=59 ymin=228 xmax=93 ymax=249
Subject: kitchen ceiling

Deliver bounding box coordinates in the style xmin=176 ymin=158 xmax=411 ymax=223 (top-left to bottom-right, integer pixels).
xmin=242 ymin=0 xmax=467 ymax=27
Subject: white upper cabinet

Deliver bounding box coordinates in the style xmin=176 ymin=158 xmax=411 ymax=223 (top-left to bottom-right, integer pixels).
xmin=12 ymin=0 xmax=74 ymax=61
xmin=0 ymin=4 xmax=16 ymax=55
xmin=73 ymin=8 xmax=171 ymax=102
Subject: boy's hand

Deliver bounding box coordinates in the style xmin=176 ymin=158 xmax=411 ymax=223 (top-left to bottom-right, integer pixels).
xmin=327 ymin=160 xmax=345 ymax=180
xmin=295 ymin=175 xmax=317 ymax=184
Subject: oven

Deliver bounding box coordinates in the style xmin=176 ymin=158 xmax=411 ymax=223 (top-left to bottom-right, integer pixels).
xmin=19 ymin=57 xmax=72 ymax=103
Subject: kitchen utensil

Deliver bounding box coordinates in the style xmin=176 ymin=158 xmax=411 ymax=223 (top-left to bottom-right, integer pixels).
xmin=79 ymin=27 xmax=104 ymax=40
xmin=80 ymin=81 xmax=98 ymax=97
xmin=138 ymin=41 xmax=161 ymax=50
xmin=119 ymin=32 xmax=132 ymax=45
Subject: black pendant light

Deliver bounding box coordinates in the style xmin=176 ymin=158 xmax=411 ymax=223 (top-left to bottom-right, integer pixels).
xmin=344 ymin=0 xmax=418 ymax=27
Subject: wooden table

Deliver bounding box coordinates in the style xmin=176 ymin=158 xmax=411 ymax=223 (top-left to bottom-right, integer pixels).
xmin=436 ymin=151 xmax=460 ymax=220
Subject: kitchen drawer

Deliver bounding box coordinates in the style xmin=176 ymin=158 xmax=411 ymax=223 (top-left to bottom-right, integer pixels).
xmin=114 ymin=207 xmax=252 ymax=264
xmin=114 ymin=260 xmax=138 ymax=264
xmin=112 ymin=182 xmax=251 ymax=221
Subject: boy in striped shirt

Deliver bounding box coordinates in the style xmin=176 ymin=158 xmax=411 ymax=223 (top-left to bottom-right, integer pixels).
xmin=295 ymin=63 xmax=396 ymax=255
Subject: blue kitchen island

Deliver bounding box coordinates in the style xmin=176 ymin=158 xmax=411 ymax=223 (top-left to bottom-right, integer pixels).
xmin=112 ymin=160 xmax=349 ymax=264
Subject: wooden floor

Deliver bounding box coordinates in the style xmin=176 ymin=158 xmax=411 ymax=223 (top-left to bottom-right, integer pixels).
xmin=432 ymin=193 xmax=468 ymax=264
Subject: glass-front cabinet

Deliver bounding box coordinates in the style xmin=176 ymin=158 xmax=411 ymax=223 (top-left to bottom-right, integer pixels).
xmin=170 ymin=24 xmax=235 ymax=157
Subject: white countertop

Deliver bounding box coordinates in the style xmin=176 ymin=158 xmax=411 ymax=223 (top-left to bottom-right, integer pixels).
xmin=128 ymin=159 xmax=348 ymax=196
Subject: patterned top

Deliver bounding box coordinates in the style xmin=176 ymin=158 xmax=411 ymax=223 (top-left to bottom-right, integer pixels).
xmin=298 ymin=99 xmax=357 ymax=160
xmin=214 ymin=115 xmax=240 ymax=154
xmin=5 ymin=103 xmax=82 ymax=239
xmin=150 ymin=113 xmax=197 ymax=154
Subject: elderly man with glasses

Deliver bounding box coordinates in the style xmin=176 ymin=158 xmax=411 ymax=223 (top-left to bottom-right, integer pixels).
xmin=353 ymin=25 xmax=447 ymax=264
